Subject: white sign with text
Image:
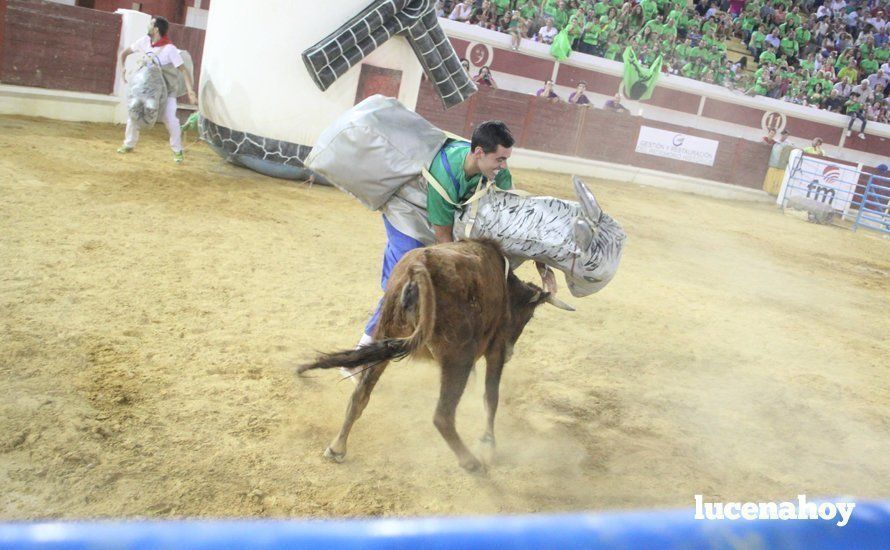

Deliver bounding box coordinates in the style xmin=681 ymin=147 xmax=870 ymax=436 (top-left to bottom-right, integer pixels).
xmin=635 ymin=126 xmax=719 ymax=166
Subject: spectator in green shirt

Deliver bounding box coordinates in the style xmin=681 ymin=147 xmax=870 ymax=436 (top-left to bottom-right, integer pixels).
xmin=681 ymin=59 xmax=704 ymax=79
xmin=837 ymin=60 xmax=859 ymax=84
xmin=749 ymin=25 xmax=768 ymax=58
xmin=675 ymin=37 xmax=693 ymax=64
xmin=779 ymin=35 xmax=799 ymax=63
xmin=639 ymin=0 xmax=658 ymax=20
xmin=759 ymin=45 xmax=778 ymax=65
xmin=845 ymin=98 xmax=867 ymax=139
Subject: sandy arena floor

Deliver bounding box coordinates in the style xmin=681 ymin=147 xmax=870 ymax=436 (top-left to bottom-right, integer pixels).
xmin=1 ymin=116 xmax=889 ymax=519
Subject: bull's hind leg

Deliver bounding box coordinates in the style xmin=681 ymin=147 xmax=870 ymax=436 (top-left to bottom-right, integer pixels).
xmin=324 ymin=361 xmax=388 ymax=463
xmin=480 ymin=346 xmax=506 ymax=463
xmin=433 ymin=354 xmax=482 ymax=472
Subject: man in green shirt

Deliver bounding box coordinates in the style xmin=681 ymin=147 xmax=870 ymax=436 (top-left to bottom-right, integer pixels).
xmin=360 ymin=121 xmax=524 ymax=352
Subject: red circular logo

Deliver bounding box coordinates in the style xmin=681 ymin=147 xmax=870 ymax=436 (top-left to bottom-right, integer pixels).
xmin=469 ymin=43 xmax=491 ymax=67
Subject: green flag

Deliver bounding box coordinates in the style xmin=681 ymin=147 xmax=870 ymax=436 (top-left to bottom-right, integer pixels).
xmin=550 ymin=29 xmax=572 ymax=61
xmin=622 ymin=46 xmax=662 ymax=100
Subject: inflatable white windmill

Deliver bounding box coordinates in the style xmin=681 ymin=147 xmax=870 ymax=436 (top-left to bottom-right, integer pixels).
xmin=198 ymin=0 xmax=474 ymax=180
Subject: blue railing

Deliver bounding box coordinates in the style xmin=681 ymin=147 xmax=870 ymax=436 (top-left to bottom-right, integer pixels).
xmin=2 ymin=502 xmax=890 ymax=549
xmin=780 ymin=153 xmax=890 ymax=234
xmin=853 ymin=174 xmax=890 ymax=234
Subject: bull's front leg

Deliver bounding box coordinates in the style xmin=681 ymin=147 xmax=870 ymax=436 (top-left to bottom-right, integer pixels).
xmin=433 ymin=354 xmax=482 ymax=472
xmin=480 ymin=346 xmax=506 ymax=464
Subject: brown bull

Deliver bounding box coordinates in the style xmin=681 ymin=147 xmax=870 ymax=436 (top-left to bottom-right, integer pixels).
xmin=298 ymin=238 xmax=571 ymax=471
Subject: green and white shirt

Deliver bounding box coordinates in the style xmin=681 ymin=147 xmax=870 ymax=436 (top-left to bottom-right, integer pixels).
xmin=426 ymin=142 xmax=513 ymax=227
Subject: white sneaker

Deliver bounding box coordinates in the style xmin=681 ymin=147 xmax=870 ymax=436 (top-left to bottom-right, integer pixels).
xmin=341 ymin=333 xmax=375 ymax=384
xmin=340 ymin=366 xmax=362 ymax=384
xmin=845 ymin=130 xmax=851 ymax=137
xmin=858 ymin=133 xmax=866 ymax=140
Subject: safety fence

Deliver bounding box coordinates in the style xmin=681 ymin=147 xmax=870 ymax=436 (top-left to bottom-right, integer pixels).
xmin=2 ymin=502 xmax=890 ymax=548
xmin=778 ymin=150 xmax=890 ymax=235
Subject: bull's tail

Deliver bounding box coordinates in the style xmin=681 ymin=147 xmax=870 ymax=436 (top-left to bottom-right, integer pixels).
xmin=298 ymin=263 xmax=436 ymax=375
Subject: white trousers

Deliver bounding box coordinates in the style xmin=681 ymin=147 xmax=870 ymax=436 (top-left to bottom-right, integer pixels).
xmin=124 ymin=97 xmax=182 ymax=152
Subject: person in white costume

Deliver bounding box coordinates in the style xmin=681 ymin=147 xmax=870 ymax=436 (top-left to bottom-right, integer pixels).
xmin=118 ymin=16 xmax=197 ymax=163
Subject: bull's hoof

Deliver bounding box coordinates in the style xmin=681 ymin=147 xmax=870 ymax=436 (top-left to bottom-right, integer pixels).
xmin=460 ymin=455 xmax=485 ymax=473
xmin=323 ymin=447 xmax=346 ymax=463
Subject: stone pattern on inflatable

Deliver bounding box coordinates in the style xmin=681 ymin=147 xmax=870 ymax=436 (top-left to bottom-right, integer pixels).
xmin=200 ymin=117 xmax=315 ymax=180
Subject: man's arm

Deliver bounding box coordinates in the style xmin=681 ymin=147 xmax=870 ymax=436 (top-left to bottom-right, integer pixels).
xmin=178 ymin=65 xmax=198 ymax=104
xmin=119 ymin=47 xmax=134 ymax=83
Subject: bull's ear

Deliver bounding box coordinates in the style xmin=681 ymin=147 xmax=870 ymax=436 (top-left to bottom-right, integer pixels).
xmin=528 ymin=290 xmax=543 ymax=304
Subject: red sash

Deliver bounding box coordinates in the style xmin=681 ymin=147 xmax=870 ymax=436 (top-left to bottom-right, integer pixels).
xmin=151 ymin=35 xmax=172 ymax=48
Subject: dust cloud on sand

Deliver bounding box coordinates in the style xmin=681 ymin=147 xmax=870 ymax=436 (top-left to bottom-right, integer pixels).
xmin=1 ymin=116 xmax=888 ymax=519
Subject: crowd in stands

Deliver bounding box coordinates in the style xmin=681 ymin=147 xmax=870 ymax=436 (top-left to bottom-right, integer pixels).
xmin=437 ymin=0 xmax=890 ymax=133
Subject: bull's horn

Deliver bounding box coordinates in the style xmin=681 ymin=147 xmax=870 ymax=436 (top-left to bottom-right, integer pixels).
xmin=573 ymin=176 xmax=603 ymax=224
xmin=573 ymin=218 xmax=595 ymax=251
xmin=545 ymin=294 xmax=575 ymax=312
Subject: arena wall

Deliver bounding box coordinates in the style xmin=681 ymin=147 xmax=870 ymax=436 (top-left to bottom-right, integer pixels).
xmin=0 ymin=0 xmax=120 ymax=94
xmin=417 ymin=83 xmax=771 ymax=191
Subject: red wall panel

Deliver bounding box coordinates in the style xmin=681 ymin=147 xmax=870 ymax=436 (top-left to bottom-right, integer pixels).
xmin=2 ymin=0 xmax=121 ymax=94
xmin=166 ymin=20 xmax=203 ymax=90
xmin=701 ymin=98 xmax=764 ymax=128
xmin=646 ymin=86 xmax=701 ymax=115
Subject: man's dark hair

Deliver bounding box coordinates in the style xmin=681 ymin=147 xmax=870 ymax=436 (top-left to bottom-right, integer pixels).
xmin=153 ymin=16 xmax=170 ymax=37
xmin=471 ymin=121 xmax=514 ymax=153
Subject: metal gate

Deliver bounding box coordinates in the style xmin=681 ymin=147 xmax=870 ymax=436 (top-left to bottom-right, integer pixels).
xmin=777 ymin=150 xmax=890 ymax=235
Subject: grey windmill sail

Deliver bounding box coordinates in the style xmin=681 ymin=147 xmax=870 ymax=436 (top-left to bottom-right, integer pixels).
xmin=454 ymin=177 xmax=626 ymax=297
xmin=302 ymin=0 xmax=476 ymax=108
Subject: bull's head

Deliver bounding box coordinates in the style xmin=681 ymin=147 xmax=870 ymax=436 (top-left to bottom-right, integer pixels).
xmin=301 ymin=0 xmax=476 ymax=108
xmin=563 ymin=177 xmax=627 ymax=298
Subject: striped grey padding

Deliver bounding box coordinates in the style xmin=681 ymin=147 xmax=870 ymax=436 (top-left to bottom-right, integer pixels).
xmin=200 ymin=116 xmax=322 ymax=181
xmin=302 ymin=0 xmax=476 ymax=108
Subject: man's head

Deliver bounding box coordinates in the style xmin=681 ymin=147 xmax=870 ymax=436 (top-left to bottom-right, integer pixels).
xmin=148 ymin=16 xmax=169 ymax=40
xmin=767 ymin=128 xmax=776 ymax=138
xmin=470 ymin=121 xmax=514 ymax=179
xmin=576 ymin=80 xmax=587 ymax=92
xmin=813 ymin=137 xmax=823 ymax=146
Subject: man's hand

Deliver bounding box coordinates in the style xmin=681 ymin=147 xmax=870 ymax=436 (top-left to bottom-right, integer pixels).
xmin=187 ymin=89 xmax=197 ymax=104
xmin=535 ymin=261 xmax=557 ymax=295
xmin=120 ymin=48 xmax=132 ymax=84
